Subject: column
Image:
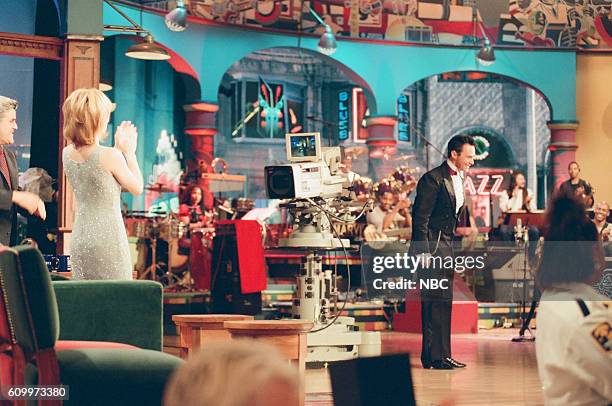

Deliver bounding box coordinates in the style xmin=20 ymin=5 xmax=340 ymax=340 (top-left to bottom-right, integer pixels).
xmin=183 ymin=101 xmax=219 ymax=208
xmin=57 ymin=35 xmax=103 ymax=254
xmin=547 ymin=121 xmax=579 ymax=191
xmin=365 ymin=115 xmax=397 ymax=178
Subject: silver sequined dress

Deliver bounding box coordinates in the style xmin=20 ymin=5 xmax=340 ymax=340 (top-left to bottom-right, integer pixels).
xmin=63 ymin=146 xmax=132 ymax=280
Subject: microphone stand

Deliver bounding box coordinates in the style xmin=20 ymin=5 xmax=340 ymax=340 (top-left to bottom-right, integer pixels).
xmin=407 ymin=122 xmax=446 ymax=170
xmin=305 ymin=115 xmax=337 ymax=147
xmin=512 ymin=221 xmax=535 ymax=342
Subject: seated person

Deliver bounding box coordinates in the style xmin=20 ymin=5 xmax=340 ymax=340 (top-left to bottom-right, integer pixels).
xmin=593 ymin=201 xmax=612 ymax=256
xmin=535 ymin=195 xmax=612 ymax=405
xmin=559 ymin=161 xmax=594 ymax=207
xmin=498 ymin=171 xmax=539 ymax=245
xmin=164 ymin=340 xmax=299 ymax=406
xmin=364 ymin=184 xmax=411 ymax=241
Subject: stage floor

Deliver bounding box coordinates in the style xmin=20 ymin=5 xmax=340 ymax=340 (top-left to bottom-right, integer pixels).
xmin=305 ymin=328 xmax=543 ymax=406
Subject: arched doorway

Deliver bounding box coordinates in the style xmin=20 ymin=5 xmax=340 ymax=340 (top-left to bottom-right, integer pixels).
xmin=215 ymin=47 xmax=374 ymax=199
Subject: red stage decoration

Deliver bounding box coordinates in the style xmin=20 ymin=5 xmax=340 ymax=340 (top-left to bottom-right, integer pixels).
xmin=218 ymin=220 xmax=267 ymax=294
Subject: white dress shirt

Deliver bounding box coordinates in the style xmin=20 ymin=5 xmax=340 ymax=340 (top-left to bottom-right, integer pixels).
xmin=447 ymin=160 xmax=464 ymax=214
xmin=536 ymin=283 xmax=612 ymax=406
xmin=499 ymin=188 xmax=537 ymax=212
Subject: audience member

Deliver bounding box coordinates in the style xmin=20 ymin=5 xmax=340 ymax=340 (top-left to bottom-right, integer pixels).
xmin=164 ymin=341 xmax=300 ymax=406
xmin=535 ymin=195 xmax=612 ymax=405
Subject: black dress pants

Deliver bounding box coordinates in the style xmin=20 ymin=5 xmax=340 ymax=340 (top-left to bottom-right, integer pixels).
xmin=418 ymin=236 xmax=454 ymax=366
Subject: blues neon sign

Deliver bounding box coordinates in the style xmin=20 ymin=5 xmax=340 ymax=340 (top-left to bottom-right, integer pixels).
xmin=338 ymin=90 xmax=350 ymax=140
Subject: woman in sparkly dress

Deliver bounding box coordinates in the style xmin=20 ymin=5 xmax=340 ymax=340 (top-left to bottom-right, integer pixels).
xmin=62 ymin=88 xmax=143 ymax=280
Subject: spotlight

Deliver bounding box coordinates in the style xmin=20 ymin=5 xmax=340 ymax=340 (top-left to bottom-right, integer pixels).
xmin=165 ymin=0 xmax=188 ymax=32
xmin=476 ymin=37 xmax=495 ymax=66
xmin=317 ymin=25 xmax=337 ymax=56
xmin=308 ymin=7 xmax=338 ymax=56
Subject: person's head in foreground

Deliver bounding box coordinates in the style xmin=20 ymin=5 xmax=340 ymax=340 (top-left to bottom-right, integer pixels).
xmin=62 ymin=88 xmax=114 ymax=147
xmin=164 ymin=340 xmax=300 ymax=406
xmin=537 ymin=194 xmax=604 ymax=290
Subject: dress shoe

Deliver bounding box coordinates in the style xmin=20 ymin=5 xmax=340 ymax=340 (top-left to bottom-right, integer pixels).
xmin=446 ymin=358 xmax=466 ymax=368
xmin=430 ymin=360 xmax=454 ymax=370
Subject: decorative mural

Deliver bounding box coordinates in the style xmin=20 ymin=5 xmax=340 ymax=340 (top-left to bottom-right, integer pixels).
xmin=184 ymin=0 xmax=612 ymax=49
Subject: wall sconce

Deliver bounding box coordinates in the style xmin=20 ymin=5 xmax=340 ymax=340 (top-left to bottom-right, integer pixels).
xmin=307 ymin=6 xmax=337 ymax=55
xmin=103 ymin=0 xmax=170 ymax=60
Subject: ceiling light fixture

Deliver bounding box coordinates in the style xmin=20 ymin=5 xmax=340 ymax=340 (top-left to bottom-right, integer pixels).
xmin=103 ymin=0 xmax=170 ymax=60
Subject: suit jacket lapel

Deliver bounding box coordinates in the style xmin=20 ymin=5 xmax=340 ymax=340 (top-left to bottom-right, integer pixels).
xmin=5 ymin=148 xmax=18 ymax=191
xmin=441 ymin=162 xmax=456 ymax=214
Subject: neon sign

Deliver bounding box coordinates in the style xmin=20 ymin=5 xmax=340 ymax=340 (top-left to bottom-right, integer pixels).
xmin=465 ymin=174 xmax=505 ymax=196
xmin=397 ymin=94 xmax=411 ymax=142
xmin=338 ymin=90 xmax=350 ymax=140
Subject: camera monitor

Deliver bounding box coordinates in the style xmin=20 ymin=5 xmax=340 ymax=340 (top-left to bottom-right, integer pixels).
xmin=286 ymin=132 xmax=321 ymax=163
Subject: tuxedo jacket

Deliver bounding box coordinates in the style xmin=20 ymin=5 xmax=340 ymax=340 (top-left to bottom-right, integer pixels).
xmin=0 ymin=147 xmax=20 ymax=246
xmin=410 ymin=161 xmax=464 ymax=255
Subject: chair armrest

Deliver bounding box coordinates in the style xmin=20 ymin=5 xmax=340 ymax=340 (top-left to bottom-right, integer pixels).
xmin=52 ymin=280 xmax=163 ymax=351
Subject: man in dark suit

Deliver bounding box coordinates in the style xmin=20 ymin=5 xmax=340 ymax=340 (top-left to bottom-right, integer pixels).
xmin=0 ymin=95 xmax=46 ymax=246
xmin=410 ymin=135 xmax=475 ymax=369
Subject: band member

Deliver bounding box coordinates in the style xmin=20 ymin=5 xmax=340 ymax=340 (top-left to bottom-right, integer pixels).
xmin=410 ymin=134 xmax=475 ymax=370
xmin=593 ymin=201 xmax=611 ymax=242
xmin=498 ymin=171 xmax=539 ymax=245
xmin=364 ymin=183 xmax=411 ymax=241
xmin=179 ymin=185 xmax=212 ymax=290
xmin=499 ymin=171 xmax=536 ymax=213
xmin=559 ymin=161 xmax=594 ymax=207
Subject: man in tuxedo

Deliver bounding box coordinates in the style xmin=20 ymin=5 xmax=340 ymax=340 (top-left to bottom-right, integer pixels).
xmin=410 ymin=135 xmax=475 ymax=369
xmin=0 ymin=95 xmax=46 ymax=246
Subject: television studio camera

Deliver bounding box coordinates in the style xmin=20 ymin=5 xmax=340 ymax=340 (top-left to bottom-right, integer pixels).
xmin=264 ymin=132 xmax=380 ymax=363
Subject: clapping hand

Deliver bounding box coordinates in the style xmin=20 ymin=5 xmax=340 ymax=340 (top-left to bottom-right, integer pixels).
xmin=114 ymin=121 xmax=138 ymax=156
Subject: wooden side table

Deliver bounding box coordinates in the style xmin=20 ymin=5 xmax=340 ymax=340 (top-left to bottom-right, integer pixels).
xmin=172 ymin=314 xmax=254 ymax=359
xmin=223 ymin=320 xmax=313 ymax=406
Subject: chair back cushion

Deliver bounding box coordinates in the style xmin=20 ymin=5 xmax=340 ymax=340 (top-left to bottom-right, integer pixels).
xmin=0 ymin=246 xmax=60 ymax=357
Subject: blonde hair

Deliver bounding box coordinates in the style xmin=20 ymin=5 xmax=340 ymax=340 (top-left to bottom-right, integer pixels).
xmin=164 ymin=341 xmax=300 ymax=406
xmin=0 ymin=95 xmax=18 ymax=119
xmin=62 ymin=88 xmax=114 ymax=147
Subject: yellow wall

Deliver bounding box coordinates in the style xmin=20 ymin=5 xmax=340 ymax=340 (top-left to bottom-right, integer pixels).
xmin=576 ymin=53 xmax=612 ymax=204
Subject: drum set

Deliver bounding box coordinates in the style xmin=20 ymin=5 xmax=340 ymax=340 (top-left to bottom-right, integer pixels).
xmin=124 ymin=211 xmax=196 ymax=290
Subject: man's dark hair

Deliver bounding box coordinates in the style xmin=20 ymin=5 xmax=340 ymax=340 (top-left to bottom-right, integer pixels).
xmin=447 ymin=135 xmax=475 ymax=158
xmin=567 ymin=161 xmax=580 ymax=170
xmin=536 ymin=194 xmax=601 ymax=289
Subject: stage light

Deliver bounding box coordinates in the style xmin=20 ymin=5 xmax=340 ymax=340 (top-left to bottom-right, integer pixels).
xmin=308 ymin=7 xmax=337 ymax=56
xmin=165 ymin=0 xmax=188 ymax=32
xmin=471 ymin=3 xmax=495 ymax=66
xmin=476 ymin=37 xmax=495 ymax=66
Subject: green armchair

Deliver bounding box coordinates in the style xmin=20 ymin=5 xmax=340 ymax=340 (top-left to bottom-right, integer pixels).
xmin=0 ymin=246 xmax=183 ymax=406
xmin=53 ymin=280 xmax=163 ymax=351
